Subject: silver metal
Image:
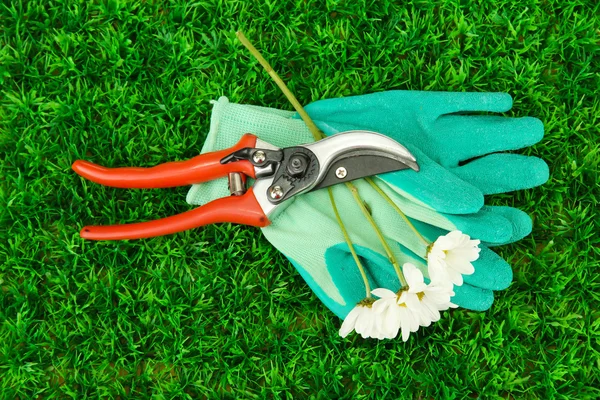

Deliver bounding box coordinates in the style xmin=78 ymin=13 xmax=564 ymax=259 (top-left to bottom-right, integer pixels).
xmin=250 ymin=131 xmax=419 ymax=221
xmin=228 ymin=173 xmax=245 ymax=196
xmin=255 ymin=139 xmax=279 ymax=150
xmin=269 ymin=185 xmax=284 ymax=200
xmin=335 ymin=167 xmax=347 ymax=179
xmin=300 ymin=130 xmax=419 ymax=189
xmin=252 ymin=150 xmax=266 ymax=164
xmin=253 ymin=177 xmax=278 ymax=218
xmin=253 ymin=139 xmax=280 ymax=177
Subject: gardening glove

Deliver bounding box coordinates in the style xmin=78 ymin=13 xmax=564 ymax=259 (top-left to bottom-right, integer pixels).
xmin=301 ymin=91 xmax=549 ymax=214
xmin=187 ymin=97 xmax=545 ymax=314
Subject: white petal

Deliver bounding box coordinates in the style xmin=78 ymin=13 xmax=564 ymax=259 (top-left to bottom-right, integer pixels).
xmin=427 ymin=245 xmax=446 ymax=261
xmin=371 ymin=288 xmax=397 ymax=299
xmin=448 ymin=268 xmax=464 ymax=286
xmin=374 ymin=313 xmax=388 ymax=339
xmin=402 ymin=263 xmax=424 ymax=287
xmin=370 ymin=313 xmax=386 ymax=340
xmin=372 ymin=298 xmax=392 ymax=314
xmin=424 ymin=292 xmax=451 ymax=306
xmin=354 ymin=308 xmax=371 ymax=336
xmin=417 ymin=311 xmax=432 ymax=327
xmin=447 ymin=260 xmax=475 ymax=276
xmin=382 ymin=305 xmax=401 ymax=339
xmin=420 ymin=297 xmax=441 ymax=323
xmin=339 ymin=306 xmax=362 ymax=338
xmin=425 ymin=285 xmax=453 ymax=300
xmin=433 ymin=234 xmax=457 ymax=251
xmin=399 ymin=308 xmax=412 ymax=342
xmin=374 ymin=329 xmax=386 ymax=340
xmin=407 ymin=277 xmax=428 ymax=294
xmin=403 ymin=293 xmax=422 ymax=311
xmin=358 ymin=312 xmax=376 ymax=339
xmin=446 ymin=230 xmax=464 ymax=240
xmin=428 ymin=258 xmax=450 ymax=284
xmin=447 ymin=249 xmax=479 ymax=270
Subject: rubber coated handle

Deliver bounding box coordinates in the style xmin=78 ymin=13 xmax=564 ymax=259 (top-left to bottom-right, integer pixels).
xmin=79 ymin=188 xmax=269 ymax=240
xmin=72 ymin=134 xmax=258 ymax=188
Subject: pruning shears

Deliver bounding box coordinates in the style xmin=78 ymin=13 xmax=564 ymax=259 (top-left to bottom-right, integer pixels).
xmin=72 ymin=131 xmax=419 ymax=240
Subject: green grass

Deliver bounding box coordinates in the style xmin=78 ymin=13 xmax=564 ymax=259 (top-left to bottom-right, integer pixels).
xmin=1 ymin=0 xmax=599 ymax=398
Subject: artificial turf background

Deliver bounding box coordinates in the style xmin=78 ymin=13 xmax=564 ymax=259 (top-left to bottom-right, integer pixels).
xmin=1 ymin=0 xmax=599 ymax=398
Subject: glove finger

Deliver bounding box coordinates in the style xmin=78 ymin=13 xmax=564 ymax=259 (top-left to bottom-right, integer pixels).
xmin=450 ymin=284 xmax=495 ymax=311
xmin=451 ymin=153 xmax=549 ymax=194
xmin=371 ymin=181 xmax=520 ymax=245
xmin=378 ymin=146 xmax=484 ymax=214
xmin=304 ymin=91 xmax=513 ymax=125
xmin=430 ymin=91 xmax=513 ymax=117
xmin=469 ymin=246 xmax=513 ymax=290
xmin=433 ymin=115 xmax=545 ymax=167
xmin=412 ymin=211 xmax=512 ymax=246
xmin=481 ymin=206 xmax=532 ymax=245
xmin=430 ymin=209 xmax=512 ymax=245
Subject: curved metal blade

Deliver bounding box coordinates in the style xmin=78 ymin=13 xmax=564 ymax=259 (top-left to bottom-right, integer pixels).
xmin=301 ymin=130 xmax=419 ymax=190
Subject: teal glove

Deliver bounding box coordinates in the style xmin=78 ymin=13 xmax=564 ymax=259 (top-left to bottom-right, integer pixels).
xmin=187 ymin=97 xmax=545 ymax=316
xmin=295 ymin=91 xmax=549 ymax=315
xmin=302 ymin=91 xmax=549 ymax=214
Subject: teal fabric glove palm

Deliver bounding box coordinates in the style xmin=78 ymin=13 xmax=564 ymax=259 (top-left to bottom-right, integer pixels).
xmin=187 ymin=97 xmax=547 ymax=317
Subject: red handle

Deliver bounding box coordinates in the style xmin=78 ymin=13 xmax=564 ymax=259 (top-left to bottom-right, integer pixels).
xmin=79 ymin=188 xmax=269 ymax=240
xmin=72 ymin=134 xmax=258 ymax=188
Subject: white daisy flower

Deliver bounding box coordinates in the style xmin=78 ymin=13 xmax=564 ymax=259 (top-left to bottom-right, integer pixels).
xmin=339 ymin=298 xmax=383 ymax=339
xmin=427 ymin=230 xmax=481 ymax=286
xmin=371 ymin=287 xmax=419 ymax=342
xmin=369 ymin=264 xmax=458 ymax=342
xmin=399 ymin=263 xmax=457 ymax=327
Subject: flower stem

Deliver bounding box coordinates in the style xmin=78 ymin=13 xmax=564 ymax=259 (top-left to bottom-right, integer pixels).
xmin=328 ymin=188 xmax=371 ymax=298
xmin=345 ymin=182 xmax=408 ymax=289
xmin=236 ymin=30 xmax=407 ymax=292
xmin=365 ymin=177 xmax=430 ymax=247
xmin=236 ymin=31 xmax=324 ymax=142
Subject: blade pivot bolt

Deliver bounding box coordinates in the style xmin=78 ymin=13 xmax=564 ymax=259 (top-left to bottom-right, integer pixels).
xmin=287 ymin=153 xmax=309 ymax=178
xmin=335 ymin=167 xmax=347 ymax=179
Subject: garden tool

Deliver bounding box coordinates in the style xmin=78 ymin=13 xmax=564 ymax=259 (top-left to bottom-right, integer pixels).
xmin=72 ymin=131 xmax=419 ymax=240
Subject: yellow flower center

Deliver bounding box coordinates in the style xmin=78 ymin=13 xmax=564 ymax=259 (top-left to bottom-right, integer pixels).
xmin=358 ymin=298 xmax=376 ymax=307
xmin=426 ymin=243 xmax=434 ymax=256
